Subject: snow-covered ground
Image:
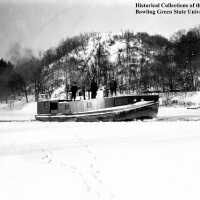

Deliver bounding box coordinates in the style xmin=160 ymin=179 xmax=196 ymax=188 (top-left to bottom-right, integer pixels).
xmin=1 ymin=94 xmax=200 ymax=200
xmin=0 ymin=102 xmax=37 ymax=121
xmin=1 ymin=121 xmax=200 ymax=200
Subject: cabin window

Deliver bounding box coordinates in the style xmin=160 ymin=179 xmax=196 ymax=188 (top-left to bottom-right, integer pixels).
xmin=50 ymin=102 xmax=58 ymax=110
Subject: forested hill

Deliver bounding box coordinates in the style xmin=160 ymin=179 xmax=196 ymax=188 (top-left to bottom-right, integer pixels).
xmin=1 ymin=28 xmax=200 ymax=102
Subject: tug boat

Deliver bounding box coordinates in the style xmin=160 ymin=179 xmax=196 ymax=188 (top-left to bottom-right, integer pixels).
xmin=35 ymin=95 xmax=159 ymax=122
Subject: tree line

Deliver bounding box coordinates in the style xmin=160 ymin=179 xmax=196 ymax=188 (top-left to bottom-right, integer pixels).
xmin=1 ymin=27 xmax=200 ymax=102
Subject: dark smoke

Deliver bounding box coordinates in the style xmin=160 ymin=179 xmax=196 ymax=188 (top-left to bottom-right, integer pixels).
xmin=6 ymin=42 xmax=37 ymax=65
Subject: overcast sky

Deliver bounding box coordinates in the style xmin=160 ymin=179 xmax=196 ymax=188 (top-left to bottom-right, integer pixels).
xmin=0 ymin=0 xmax=199 ymax=58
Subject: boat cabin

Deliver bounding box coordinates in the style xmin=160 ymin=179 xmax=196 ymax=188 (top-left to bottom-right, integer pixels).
xmin=37 ymin=95 xmax=159 ymax=115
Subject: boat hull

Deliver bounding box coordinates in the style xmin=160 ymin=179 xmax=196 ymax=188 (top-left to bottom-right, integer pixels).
xmin=35 ymin=101 xmax=159 ymax=122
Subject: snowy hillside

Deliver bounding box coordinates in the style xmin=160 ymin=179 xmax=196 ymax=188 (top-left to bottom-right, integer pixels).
xmin=43 ymin=32 xmax=149 ymax=99
xmin=68 ymin=32 xmax=144 ymax=64
xmin=48 ymin=32 xmax=144 ymax=71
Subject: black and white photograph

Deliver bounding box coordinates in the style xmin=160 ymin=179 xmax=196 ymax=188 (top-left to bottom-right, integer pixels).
xmin=1 ymin=0 xmax=200 ymax=199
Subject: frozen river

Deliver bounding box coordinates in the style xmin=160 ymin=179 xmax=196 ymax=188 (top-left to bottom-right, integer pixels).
xmin=1 ymin=105 xmax=200 ymax=200
xmin=1 ymin=120 xmax=200 ymax=200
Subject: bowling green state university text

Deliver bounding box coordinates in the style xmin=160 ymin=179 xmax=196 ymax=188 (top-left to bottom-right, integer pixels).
xmin=136 ymin=9 xmax=200 ymax=15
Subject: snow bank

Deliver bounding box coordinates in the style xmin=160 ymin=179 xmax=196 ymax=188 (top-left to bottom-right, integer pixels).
xmin=0 ymin=102 xmax=37 ymax=121
xmin=0 ymin=95 xmax=35 ymax=111
xmin=160 ymin=91 xmax=200 ymax=106
xmin=185 ymin=92 xmax=200 ymax=105
xmin=21 ymin=102 xmax=37 ymax=114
